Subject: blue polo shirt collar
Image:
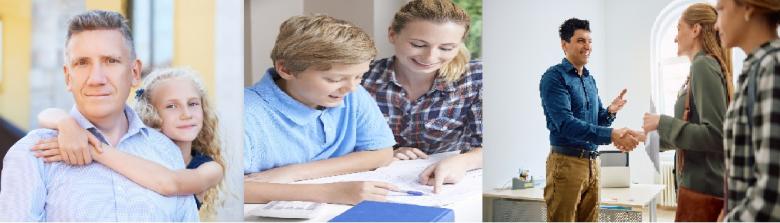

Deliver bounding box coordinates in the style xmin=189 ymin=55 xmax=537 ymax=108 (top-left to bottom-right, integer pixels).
xmin=253 ymin=68 xmax=345 ymax=126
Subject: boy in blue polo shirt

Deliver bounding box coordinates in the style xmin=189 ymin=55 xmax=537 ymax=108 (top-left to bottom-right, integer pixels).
xmin=243 ymin=15 xmax=397 ymax=205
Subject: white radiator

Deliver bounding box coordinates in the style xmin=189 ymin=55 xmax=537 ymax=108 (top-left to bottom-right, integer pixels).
xmin=658 ymin=160 xmax=677 ymax=207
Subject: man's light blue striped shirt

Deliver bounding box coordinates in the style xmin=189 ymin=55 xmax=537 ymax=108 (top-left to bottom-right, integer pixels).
xmin=0 ymin=106 xmax=198 ymax=221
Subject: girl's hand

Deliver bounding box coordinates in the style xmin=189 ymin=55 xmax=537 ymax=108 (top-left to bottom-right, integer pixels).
xmin=393 ymin=147 xmax=429 ymax=160
xmin=55 ymin=119 xmax=103 ymax=165
xmin=418 ymin=155 xmax=468 ymax=193
xmin=32 ymin=136 xmax=103 ymax=164
xmin=32 ymin=138 xmax=64 ymax=162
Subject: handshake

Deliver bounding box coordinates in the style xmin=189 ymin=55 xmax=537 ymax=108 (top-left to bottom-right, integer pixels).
xmin=602 ymin=88 xmax=649 ymax=152
xmin=610 ymin=127 xmax=645 ymax=152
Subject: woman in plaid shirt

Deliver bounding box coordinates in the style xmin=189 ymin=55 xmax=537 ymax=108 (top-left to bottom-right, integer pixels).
xmin=361 ymin=0 xmax=482 ymax=193
xmin=716 ymin=0 xmax=780 ymax=221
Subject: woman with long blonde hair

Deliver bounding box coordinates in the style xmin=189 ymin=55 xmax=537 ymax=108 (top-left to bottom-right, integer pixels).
xmin=361 ymin=0 xmax=482 ymax=193
xmin=641 ymin=3 xmax=732 ymax=221
xmin=32 ymin=68 xmax=226 ymax=219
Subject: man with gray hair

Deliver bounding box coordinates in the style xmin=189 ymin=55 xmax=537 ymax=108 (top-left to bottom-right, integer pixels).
xmin=0 ymin=10 xmax=198 ymax=221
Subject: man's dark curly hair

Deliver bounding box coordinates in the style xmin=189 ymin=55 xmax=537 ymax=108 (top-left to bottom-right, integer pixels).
xmin=559 ymin=18 xmax=590 ymax=42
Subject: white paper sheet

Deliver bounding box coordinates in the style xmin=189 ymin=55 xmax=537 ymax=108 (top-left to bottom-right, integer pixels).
xmin=298 ymin=151 xmax=482 ymax=207
xmin=645 ymin=99 xmax=661 ymax=173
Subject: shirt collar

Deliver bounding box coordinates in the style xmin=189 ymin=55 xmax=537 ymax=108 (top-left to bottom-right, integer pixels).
xmin=124 ymin=105 xmax=149 ymax=138
xmin=69 ymin=104 xmax=149 ymax=145
xmin=251 ymin=68 xmax=328 ymax=126
xmin=560 ymin=58 xmax=590 ymax=77
xmin=693 ymin=50 xmax=707 ymax=59
xmin=744 ymin=39 xmax=780 ymax=66
xmin=432 ymin=75 xmax=457 ymax=92
xmin=373 ymin=57 xmax=400 ymax=86
xmin=375 ymin=56 xmax=457 ymax=93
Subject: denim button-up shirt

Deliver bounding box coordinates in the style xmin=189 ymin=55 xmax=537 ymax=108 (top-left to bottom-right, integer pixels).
xmin=540 ymin=58 xmax=615 ymax=151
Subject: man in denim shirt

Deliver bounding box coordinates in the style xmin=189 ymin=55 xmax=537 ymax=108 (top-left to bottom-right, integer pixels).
xmin=539 ymin=18 xmax=641 ymax=221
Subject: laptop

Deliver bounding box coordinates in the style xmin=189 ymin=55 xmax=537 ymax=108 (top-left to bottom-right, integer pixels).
xmin=599 ymin=150 xmax=630 ymax=188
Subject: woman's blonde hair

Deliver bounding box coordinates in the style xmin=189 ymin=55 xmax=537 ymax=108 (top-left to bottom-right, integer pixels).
xmin=734 ymin=0 xmax=780 ymax=25
xmin=133 ymin=67 xmax=225 ymax=219
xmin=682 ymin=3 xmax=734 ymax=101
xmin=391 ymin=0 xmax=471 ymax=82
xmin=271 ymin=15 xmax=377 ymax=74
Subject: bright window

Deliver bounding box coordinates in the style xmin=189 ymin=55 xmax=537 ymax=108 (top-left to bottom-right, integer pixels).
xmin=131 ymin=0 xmax=174 ymax=75
xmin=650 ymin=0 xmax=745 ymax=160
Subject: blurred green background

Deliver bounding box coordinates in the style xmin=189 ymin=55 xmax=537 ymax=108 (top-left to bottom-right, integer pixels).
xmin=453 ymin=0 xmax=482 ymax=59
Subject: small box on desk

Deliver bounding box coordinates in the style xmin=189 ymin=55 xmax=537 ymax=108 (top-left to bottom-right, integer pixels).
xmin=329 ymin=200 xmax=454 ymax=222
xmin=512 ymin=177 xmax=534 ymax=189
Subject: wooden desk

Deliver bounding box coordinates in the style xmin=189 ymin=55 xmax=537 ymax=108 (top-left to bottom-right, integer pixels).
xmin=483 ymin=184 xmax=665 ymax=222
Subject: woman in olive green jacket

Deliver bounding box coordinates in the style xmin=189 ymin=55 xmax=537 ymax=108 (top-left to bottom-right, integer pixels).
xmin=641 ymin=3 xmax=733 ymax=222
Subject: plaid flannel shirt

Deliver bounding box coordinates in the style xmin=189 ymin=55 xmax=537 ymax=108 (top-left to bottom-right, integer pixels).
xmin=361 ymin=57 xmax=482 ymax=154
xmin=724 ymin=39 xmax=780 ymax=221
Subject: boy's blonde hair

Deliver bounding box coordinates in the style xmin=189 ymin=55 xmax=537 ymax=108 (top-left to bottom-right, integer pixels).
xmin=391 ymin=0 xmax=471 ymax=82
xmin=133 ymin=67 xmax=225 ymax=219
xmin=271 ymin=15 xmax=377 ymax=74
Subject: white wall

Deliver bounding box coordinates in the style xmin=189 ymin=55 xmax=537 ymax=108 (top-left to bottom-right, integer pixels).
xmin=483 ymin=0 xmax=606 ymax=189
xmin=304 ymin=0 xmax=375 ymax=38
xmin=372 ymin=0 xmax=406 ymax=59
xmin=215 ymin=0 xmax=244 ymax=220
xmin=247 ymin=0 xmax=303 ymax=86
xmin=603 ymin=0 xmax=674 ymax=184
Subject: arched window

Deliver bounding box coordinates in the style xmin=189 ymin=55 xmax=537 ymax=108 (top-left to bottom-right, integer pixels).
xmin=650 ymin=0 xmax=744 ymax=117
xmin=650 ymin=0 xmax=745 ymax=161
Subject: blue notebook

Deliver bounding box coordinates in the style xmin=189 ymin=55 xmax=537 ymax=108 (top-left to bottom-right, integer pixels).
xmin=329 ymin=201 xmax=454 ymax=222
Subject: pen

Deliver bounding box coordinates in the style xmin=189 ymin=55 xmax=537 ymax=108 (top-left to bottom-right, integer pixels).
xmin=404 ymin=190 xmax=424 ymax=196
xmin=390 ymin=190 xmax=424 ymax=196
